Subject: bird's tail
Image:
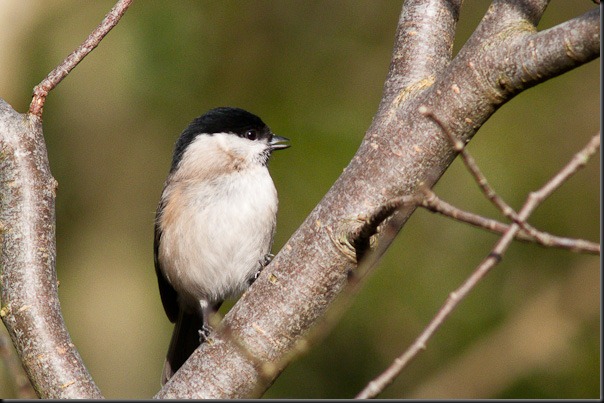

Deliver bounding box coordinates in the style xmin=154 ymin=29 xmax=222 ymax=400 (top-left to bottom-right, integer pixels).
xmin=161 ymin=309 xmax=204 ymax=386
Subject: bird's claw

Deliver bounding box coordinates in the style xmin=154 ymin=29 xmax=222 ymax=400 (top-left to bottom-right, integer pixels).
xmin=198 ymin=324 xmax=212 ymax=343
xmin=248 ymin=253 xmax=274 ymax=286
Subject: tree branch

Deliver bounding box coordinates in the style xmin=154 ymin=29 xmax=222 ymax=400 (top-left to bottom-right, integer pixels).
xmin=356 ymin=131 xmax=600 ymax=399
xmin=419 ymin=189 xmax=600 ymax=255
xmin=0 ymin=100 xmax=103 ymax=398
xmin=156 ymin=1 xmax=599 ymax=399
xmin=380 ymin=0 xmax=461 ymax=107
xmin=453 ymin=5 xmax=599 ymax=108
xmin=505 ymin=7 xmax=600 ymax=92
xmin=1 ymin=0 xmax=133 ymax=398
xmin=28 ymin=0 xmax=134 ymax=117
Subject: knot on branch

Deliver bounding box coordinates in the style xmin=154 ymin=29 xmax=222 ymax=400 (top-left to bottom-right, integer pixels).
xmin=392 ymin=76 xmax=436 ymax=107
xmin=329 ymin=215 xmax=378 ymax=264
xmin=330 ymin=194 xmax=422 ymax=264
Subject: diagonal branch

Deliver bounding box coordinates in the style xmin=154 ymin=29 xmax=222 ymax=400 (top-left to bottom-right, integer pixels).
xmin=29 ymin=0 xmax=134 ymax=117
xmin=454 ymin=5 xmax=599 ymax=108
xmin=356 ymin=131 xmax=600 ymax=399
xmin=507 ymin=7 xmax=600 ymax=90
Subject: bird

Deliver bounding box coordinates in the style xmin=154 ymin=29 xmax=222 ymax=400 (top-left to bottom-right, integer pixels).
xmin=153 ymin=107 xmax=290 ymax=385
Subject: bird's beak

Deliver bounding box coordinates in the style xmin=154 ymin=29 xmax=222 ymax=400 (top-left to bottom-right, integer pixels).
xmin=270 ymin=135 xmax=290 ymax=150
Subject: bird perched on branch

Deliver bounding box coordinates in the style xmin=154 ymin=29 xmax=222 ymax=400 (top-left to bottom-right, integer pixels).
xmin=153 ymin=107 xmax=290 ymax=385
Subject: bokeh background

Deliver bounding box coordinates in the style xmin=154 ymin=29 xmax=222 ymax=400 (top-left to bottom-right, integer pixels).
xmin=0 ymin=1 xmax=599 ymax=399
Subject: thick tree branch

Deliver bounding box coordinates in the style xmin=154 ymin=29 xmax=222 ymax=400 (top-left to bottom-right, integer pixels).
xmin=157 ymin=1 xmax=599 ymax=399
xmin=0 ymin=100 xmax=103 ymax=398
xmin=1 ymin=0 xmax=133 ymax=398
xmin=508 ymin=7 xmax=601 ymax=89
xmin=453 ymin=6 xmax=599 ymax=108
xmin=490 ymin=0 xmax=548 ymax=28
xmin=380 ymin=0 xmax=461 ymax=107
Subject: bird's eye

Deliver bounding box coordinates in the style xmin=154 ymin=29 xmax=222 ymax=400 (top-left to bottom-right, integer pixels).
xmin=245 ymin=129 xmax=257 ymax=140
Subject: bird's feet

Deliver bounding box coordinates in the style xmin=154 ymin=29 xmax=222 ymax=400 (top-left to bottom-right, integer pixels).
xmin=198 ymin=324 xmax=212 ymax=343
xmin=261 ymin=253 xmax=274 ymax=267
xmin=248 ymin=253 xmax=274 ymax=286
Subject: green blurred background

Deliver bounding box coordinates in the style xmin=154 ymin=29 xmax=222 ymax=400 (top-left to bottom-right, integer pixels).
xmin=0 ymin=1 xmax=599 ymax=399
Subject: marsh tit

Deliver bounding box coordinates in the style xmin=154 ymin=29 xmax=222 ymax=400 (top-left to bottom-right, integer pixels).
xmin=153 ymin=107 xmax=290 ymax=385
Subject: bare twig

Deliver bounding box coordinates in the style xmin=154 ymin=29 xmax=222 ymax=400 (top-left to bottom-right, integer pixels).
xmin=524 ymin=134 xmax=600 ymax=206
xmin=356 ymin=133 xmax=600 ymax=399
xmin=420 ymin=189 xmax=600 ymax=255
xmin=28 ymin=0 xmax=134 ymax=117
xmin=420 ymin=106 xmax=519 ymax=218
xmin=420 ymin=106 xmax=574 ymax=249
xmin=422 ymin=107 xmax=601 ymax=251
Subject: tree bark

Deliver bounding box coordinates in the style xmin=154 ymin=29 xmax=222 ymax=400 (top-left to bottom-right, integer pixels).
xmin=0 ymin=0 xmax=599 ymax=399
xmin=0 ymin=99 xmax=103 ymax=398
xmin=156 ymin=1 xmax=600 ymax=399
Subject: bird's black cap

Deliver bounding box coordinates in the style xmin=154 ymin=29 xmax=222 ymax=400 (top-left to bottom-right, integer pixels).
xmin=171 ymin=107 xmax=273 ymax=171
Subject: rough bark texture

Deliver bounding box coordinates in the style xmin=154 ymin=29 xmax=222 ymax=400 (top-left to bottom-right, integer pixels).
xmin=0 ymin=0 xmax=599 ymax=399
xmin=0 ymin=99 xmax=103 ymax=398
xmin=156 ymin=1 xmax=599 ymax=399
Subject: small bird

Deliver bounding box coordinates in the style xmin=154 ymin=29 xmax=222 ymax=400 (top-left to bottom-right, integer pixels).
xmin=153 ymin=107 xmax=290 ymax=385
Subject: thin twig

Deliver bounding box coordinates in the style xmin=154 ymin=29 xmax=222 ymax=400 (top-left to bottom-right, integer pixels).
xmin=419 ymin=106 xmax=586 ymax=248
xmin=29 ymin=0 xmax=134 ymax=117
xmin=420 ymin=188 xmax=600 ymax=255
xmin=420 ymin=106 xmax=518 ymax=218
xmin=524 ymin=133 xmax=600 ymax=205
xmin=357 ymin=132 xmax=600 ymax=399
